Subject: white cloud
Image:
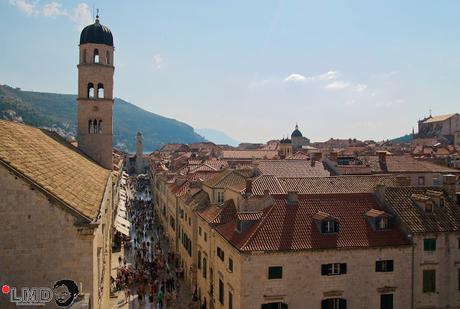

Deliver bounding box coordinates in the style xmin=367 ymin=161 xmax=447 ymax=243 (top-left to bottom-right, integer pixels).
xmin=10 ymin=1 xmax=93 ymax=30
xmin=353 ymin=83 xmax=368 ymax=92
xmin=9 ymin=0 xmax=38 ymax=16
xmin=67 ymin=3 xmax=92 ymax=30
xmin=284 ymin=73 xmax=306 ymax=82
xmin=153 ymin=54 xmax=164 ymax=69
xmin=325 ymin=81 xmax=350 ymax=90
xmin=311 ymin=70 xmax=339 ymax=81
xmin=42 ymin=2 xmax=66 ymax=17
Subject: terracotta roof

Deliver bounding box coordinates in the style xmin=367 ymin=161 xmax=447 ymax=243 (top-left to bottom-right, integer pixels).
xmin=197 ymin=204 xmax=222 ymax=223
xmin=385 ymin=187 xmax=460 ymax=233
xmin=362 ymin=155 xmax=458 ymax=173
xmin=203 ymin=169 xmax=253 ymax=188
xmin=0 ymin=120 xmax=110 ymax=221
xmin=423 ymin=113 xmax=457 ymax=123
xmin=279 ymin=175 xmax=400 ymax=195
xmin=216 ymin=193 xmax=409 ymax=252
xmin=222 ymin=150 xmax=278 ymax=160
xmin=230 ymin=174 xmax=285 ymax=195
xmin=257 ymin=160 xmax=330 ymax=178
xmin=285 ymin=152 xmax=309 ymax=160
xmin=211 ymin=200 xmax=236 ymax=224
xmin=237 ymin=211 xmax=264 ymax=221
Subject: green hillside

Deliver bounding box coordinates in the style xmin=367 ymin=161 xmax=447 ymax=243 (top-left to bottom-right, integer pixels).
xmin=0 ymin=85 xmax=205 ymax=152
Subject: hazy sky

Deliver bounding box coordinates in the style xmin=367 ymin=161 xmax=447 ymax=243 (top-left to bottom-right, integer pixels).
xmin=1 ymin=0 xmax=459 ymax=143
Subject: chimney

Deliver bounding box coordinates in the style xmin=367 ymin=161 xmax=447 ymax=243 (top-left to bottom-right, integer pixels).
xmin=396 ymin=175 xmax=410 ymax=187
xmin=312 ymin=152 xmax=322 ymax=161
xmin=245 ymin=178 xmax=253 ymax=195
xmin=443 ymin=174 xmax=457 ymax=200
xmin=375 ymin=183 xmax=386 ymax=203
xmin=377 ymin=151 xmax=387 ymax=165
xmin=287 ymin=191 xmax=298 ymax=205
xmin=329 ymin=151 xmax=338 ymax=162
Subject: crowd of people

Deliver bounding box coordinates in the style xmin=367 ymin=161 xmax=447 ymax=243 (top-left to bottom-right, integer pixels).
xmin=112 ymin=177 xmax=189 ymax=309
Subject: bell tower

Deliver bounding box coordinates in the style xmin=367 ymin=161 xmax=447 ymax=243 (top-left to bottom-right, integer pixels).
xmin=77 ymin=14 xmax=114 ymax=169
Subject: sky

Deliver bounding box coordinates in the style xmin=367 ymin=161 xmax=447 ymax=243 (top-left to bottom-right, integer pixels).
xmin=1 ymin=0 xmax=460 ymax=143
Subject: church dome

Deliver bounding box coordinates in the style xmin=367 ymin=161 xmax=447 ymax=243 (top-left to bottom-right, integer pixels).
xmin=80 ymin=16 xmax=113 ymax=46
xmin=291 ymin=124 xmax=302 ymax=138
xmin=280 ymin=138 xmax=292 ymax=144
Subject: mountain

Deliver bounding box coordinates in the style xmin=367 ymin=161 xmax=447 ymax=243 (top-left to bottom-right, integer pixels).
xmin=0 ymin=85 xmax=205 ymax=152
xmin=196 ymin=128 xmax=240 ymax=146
xmin=390 ymin=134 xmax=413 ymax=144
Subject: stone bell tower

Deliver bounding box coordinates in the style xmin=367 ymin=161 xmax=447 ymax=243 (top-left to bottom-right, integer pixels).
xmin=77 ymin=14 xmax=114 ymax=169
xmin=135 ymin=131 xmax=144 ymax=174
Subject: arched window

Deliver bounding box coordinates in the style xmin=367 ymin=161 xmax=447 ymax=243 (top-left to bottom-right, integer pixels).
xmin=97 ymin=83 xmax=104 ymax=99
xmin=94 ymin=49 xmax=99 ymax=63
xmin=83 ymin=49 xmax=87 ymax=63
xmin=106 ymin=50 xmax=110 ymax=65
xmin=93 ymin=119 xmax=98 ymax=134
xmin=98 ymin=120 xmax=103 ymax=133
xmin=88 ymin=120 xmax=92 ymax=134
xmin=321 ymin=298 xmax=346 ymax=309
xmin=87 ymin=83 xmax=95 ymax=98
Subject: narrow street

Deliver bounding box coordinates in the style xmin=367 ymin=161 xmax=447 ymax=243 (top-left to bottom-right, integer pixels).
xmin=110 ymin=174 xmax=193 ymax=309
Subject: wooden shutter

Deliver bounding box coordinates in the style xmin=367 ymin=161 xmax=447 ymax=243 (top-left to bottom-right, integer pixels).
xmin=321 ymin=264 xmax=328 ymax=275
xmin=339 ymin=298 xmax=347 ymax=309
xmin=340 ymin=263 xmax=347 ymax=274
xmin=387 ymin=260 xmax=394 ymax=272
xmin=376 ymin=261 xmax=382 ymax=272
xmin=281 ymin=303 xmax=288 ymax=309
xmin=334 ymin=221 xmax=340 ymax=232
xmin=321 ymin=300 xmax=328 ymax=309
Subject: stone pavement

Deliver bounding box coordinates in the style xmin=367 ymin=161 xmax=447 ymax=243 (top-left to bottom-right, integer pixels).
xmin=110 ymin=177 xmax=194 ymax=309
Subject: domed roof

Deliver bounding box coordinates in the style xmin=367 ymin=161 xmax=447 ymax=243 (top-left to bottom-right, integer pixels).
xmin=80 ymin=16 xmax=113 ymax=46
xmin=291 ymin=124 xmax=302 ymax=138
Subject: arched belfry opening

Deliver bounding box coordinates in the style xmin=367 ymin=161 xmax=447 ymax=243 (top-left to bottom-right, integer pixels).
xmin=94 ymin=49 xmax=99 ymax=63
xmin=87 ymin=83 xmax=95 ymax=98
xmin=97 ymin=83 xmax=104 ymax=99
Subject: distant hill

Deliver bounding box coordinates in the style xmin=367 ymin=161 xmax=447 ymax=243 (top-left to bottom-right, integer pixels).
xmin=390 ymin=134 xmax=413 ymax=144
xmin=0 ymin=85 xmax=205 ymax=152
xmin=195 ymin=128 xmax=239 ymax=147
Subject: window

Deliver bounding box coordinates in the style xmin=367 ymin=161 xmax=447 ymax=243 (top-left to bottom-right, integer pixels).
xmin=218 ymin=278 xmax=224 ymax=304
xmin=228 ymin=291 xmax=233 ymax=309
xmin=217 ymin=247 xmax=225 ymax=261
xmin=82 ymin=49 xmax=87 ymax=63
xmin=106 ymin=50 xmax=110 ymax=65
xmin=425 ymin=202 xmax=433 ymax=213
xmin=424 ymin=238 xmax=436 ymax=251
xmin=97 ymin=83 xmax=104 ymax=99
xmin=268 ymin=266 xmax=283 ymax=279
xmin=204 ymin=232 xmax=207 ymax=242
xmin=169 ymin=216 xmax=175 ymax=231
xmin=458 ymin=269 xmax=460 ymax=290
xmin=458 ymin=237 xmax=460 ymax=249
xmin=217 ymin=191 xmax=224 ymax=204
xmin=322 ymin=220 xmax=339 ymax=233
xmin=377 ymin=217 xmax=390 ymax=230
xmin=321 ymin=263 xmax=347 ymax=276
xmin=197 ymin=251 xmax=201 ymax=269
xmin=380 ymin=294 xmax=393 ymax=309
xmin=423 ymin=269 xmax=436 ymax=293
xmin=94 ymin=49 xmax=99 ymax=63
xmin=376 ymin=260 xmax=394 ymax=272
xmin=228 ymin=258 xmax=233 ymax=272
xmin=418 ymin=176 xmax=425 ymax=186
xmin=321 ymin=298 xmax=347 ymax=309
xmin=87 ymin=83 xmax=95 ymax=98
xmin=88 ymin=120 xmax=92 ymax=133
xmin=97 ymin=120 xmax=102 ymax=133
xmin=202 ymin=257 xmax=207 ymax=278
xmin=199 ymin=226 xmax=202 ymax=236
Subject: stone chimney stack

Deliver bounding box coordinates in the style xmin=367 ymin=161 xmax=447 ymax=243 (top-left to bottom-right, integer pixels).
xmin=287 ymin=191 xmax=299 ymax=205
xmin=245 ymin=178 xmax=253 ymax=195
xmin=443 ymin=174 xmax=457 ymax=200
xmin=375 ymin=183 xmax=386 ymax=203
xmin=329 ymin=151 xmax=338 ymax=162
xmin=377 ymin=151 xmax=387 ymax=165
xmin=396 ymin=175 xmax=411 ymax=187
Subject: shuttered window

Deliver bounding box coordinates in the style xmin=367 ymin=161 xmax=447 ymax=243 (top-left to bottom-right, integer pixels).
xmin=268 ymin=266 xmax=283 ymax=279
xmin=424 ymin=239 xmax=436 ymax=251
xmin=321 ymin=298 xmax=347 ymax=309
xmin=423 ymin=269 xmax=436 ymax=293
xmin=380 ymin=294 xmax=393 ymax=309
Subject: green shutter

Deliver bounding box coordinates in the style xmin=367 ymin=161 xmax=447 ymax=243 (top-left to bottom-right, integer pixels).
xmin=424 ymin=239 xmax=436 ymax=251
xmin=423 ymin=270 xmax=436 ymax=293
xmin=268 ymin=266 xmax=283 ymax=279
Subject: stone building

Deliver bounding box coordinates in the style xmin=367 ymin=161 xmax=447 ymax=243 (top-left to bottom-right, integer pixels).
xmin=135 ymin=130 xmax=145 ymax=174
xmin=0 ymin=15 xmax=122 ymax=309
xmin=418 ymin=113 xmax=460 ymax=143
xmin=0 ymin=121 xmax=114 ymax=309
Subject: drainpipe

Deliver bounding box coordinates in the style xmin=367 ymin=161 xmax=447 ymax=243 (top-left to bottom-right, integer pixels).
xmin=411 ymin=236 xmax=415 ymax=309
